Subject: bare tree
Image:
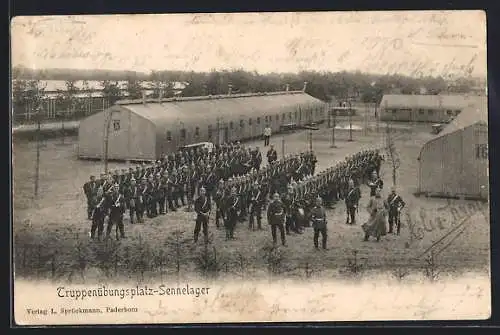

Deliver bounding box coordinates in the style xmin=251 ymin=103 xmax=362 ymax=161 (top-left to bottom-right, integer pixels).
xmin=385 ymin=122 xmax=401 ymax=186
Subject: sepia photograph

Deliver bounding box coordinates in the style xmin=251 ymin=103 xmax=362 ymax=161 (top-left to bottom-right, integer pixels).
xmin=11 ymin=11 xmax=489 ymax=325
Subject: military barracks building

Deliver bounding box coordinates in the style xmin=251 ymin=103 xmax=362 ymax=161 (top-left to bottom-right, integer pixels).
xmin=78 ymin=89 xmax=326 ymax=161
xmin=379 ymin=94 xmax=472 ymax=123
xmin=417 ymin=96 xmax=488 ymax=200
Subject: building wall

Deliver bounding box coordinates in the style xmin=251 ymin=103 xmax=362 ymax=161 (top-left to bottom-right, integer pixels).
xmin=152 ymin=101 xmax=325 ymax=159
xmin=78 ymin=108 xmax=156 ymax=161
xmin=419 ymin=122 xmax=488 ymax=199
xmin=381 ymin=107 xmax=460 ymax=123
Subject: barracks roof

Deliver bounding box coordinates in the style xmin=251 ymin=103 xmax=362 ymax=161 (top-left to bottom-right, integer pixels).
xmin=113 ymin=91 xmax=325 ymax=128
xmin=435 ymin=95 xmax=488 ymax=139
xmin=380 ymin=94 xmax=471 ymax=111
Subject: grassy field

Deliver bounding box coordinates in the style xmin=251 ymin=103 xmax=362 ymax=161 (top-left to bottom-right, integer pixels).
xmin=12 ymin=121 xmax=490 ymax=283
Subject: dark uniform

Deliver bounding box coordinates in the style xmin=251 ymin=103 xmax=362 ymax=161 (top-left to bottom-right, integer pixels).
xmin=310 ymin=200 xmax=328 ymax=250
xmin=224 ymin=188 xmax=240 ymax=240
xmin=91 ymin=189 xmax=107 ymax=241
xmin=194 ymin=189 xmax=211 ymax=243
xmin=345 ymin=182 xmax=361 ymax=225
xmin=267 ymin=146 xmax=278 ymax=165
xmin=106 ymin=186 xmax=126 ymax=240
xmin=267 ymin=195 xmax=287 ymax=246
xmin=83 ymin=177 xmax=98 ymax=220
xmin=248 ymin=182 xmax=264 ymax=230
xmin=385 ymin=190 xmax=405 ymax=235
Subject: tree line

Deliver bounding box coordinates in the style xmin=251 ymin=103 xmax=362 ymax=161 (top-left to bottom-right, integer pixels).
xmin=12 ymin=68 xmax=480 ymax=123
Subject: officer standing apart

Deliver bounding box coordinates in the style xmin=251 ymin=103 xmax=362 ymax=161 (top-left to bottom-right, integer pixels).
xmin=267 ymin=193 xmax=287 ymax=247
xmin=107 ymin=183 xmax=126 ymax=241
xmin=194 ymin=187 xmax=211 ymax=243
xmin=263 ymin=124 xmax=272 ymax=147
xmin=224 ymin=186 xmax=241 ymax=241
xmin=267 ymin=144 xmax=278 ymax=165
xmin=310 ymin=197 xmax=328 ymax=250
xmin=385 ymin=186 xmax=405 ymax=235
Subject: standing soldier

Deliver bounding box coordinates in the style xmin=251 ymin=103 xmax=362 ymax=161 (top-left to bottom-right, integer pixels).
xmin=124 ymin=177 xmax=139 ymax=224
xmin=214 ymin=180 xmax=225 ymax=228
xmin=252 ymin=147 xmax=263 ymax=171
xmin=106 ymin=184 xmax=126 ymax=240
xmin=83 ymin=175 xmax=98 ymax=220
xmin=267 ymin=144 xmax=278 ymax=165
xmin=282 ymin=185 xmax=296 ymax=235
xmin=310 ymin=197 xmax=328 ymax=250
xmin=159 ymin=171 xmax=169 ymax=215
xmin=90 ymin=186 xmax=107 ymax=241
xmin=248 ymin=181 xmax=264 ymax=231
xmin=263 ymin=124 xmax=272 ymax=146
xmin=345 ymin=179 xmax=361 ymax=225
xmin=145 ymin=175 xmax=155 ymax=218
xmin=367 ymin=171 xmax=384 ymax=197
xmin=224 ymin=186 xmax=240 ymax=240
xmin=193 ymin=187 xmax=211 ymax=243
xmin=267 ymin=193 xmax=287 ymax=246
xmin=385 ymin=186 xmax=406 ymax=235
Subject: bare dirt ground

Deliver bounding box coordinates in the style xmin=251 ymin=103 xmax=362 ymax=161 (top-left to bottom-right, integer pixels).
xmin=12 ymin=120 xmax=490 ymax=283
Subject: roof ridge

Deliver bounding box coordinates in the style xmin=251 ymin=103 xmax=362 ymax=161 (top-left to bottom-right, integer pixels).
xmin=116 ymin=90 xmax=305 ymax=105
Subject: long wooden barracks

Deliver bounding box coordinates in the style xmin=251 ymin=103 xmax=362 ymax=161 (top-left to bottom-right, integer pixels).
xmin=77 ymin=88 xmax=326 ymax=161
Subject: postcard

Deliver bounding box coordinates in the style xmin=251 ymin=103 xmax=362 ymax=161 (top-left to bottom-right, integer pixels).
xmin=11 ymin=11 xmax=489 ymax=325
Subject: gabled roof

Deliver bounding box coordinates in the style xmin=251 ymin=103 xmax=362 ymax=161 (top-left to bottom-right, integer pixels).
xmin=380 ymin=94 xmax=470 ymax=110
xmin=114 ymin=91 xmax=324 ymax=131
xmin=435 ymin=95 xmax=488 ymax=139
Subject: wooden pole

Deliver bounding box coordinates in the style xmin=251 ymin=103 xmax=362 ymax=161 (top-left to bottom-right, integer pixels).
xmin=281 ymin=136 xmax=285 ymax=158
xmin=348 ymin=101 xmax=353 ymax=141
xmin=34 ymin=109 xmax=41 ymax=198
xmin=330 ymin=109 xmax=337 ymax=148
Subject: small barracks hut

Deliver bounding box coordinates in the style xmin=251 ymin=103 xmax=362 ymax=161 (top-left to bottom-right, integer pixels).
xmin=77 ymin=88 xmax=326 ymax=161
xmin=379 ymin=94 xmax=467 ymax=123
xmin=417 ymin=96 xmax=488 ymax=200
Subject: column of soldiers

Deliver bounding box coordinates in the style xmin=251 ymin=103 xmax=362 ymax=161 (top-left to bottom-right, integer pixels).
xmin=83 ymin=141 xmax=317 ymax=241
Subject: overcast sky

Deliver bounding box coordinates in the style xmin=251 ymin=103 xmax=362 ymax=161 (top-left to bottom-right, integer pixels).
xmin=11 ymin=11 xmax=486 ymax=79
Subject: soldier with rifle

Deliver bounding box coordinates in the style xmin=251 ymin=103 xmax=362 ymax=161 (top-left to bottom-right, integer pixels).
xmin=385 ymin=186 xmax=406 ymax=235
xmin=106 ymin=183 xmax=127 ymax=241
xmin=248 ymin=181 xmax=264 ymax=231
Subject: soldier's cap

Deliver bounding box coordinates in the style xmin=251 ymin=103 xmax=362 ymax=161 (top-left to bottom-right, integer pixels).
xmin=219 ymin=179 xmax=224 ymax=184
xmin=113 ymin=183 xmax=120 ymax=187
xmin=90 ymin=175 xmax=95 ymax=178
xmin=156 ymin=173 xmax=161 ymax=177
xmin=254 ymin=181 xmax=259 ymax=185
xmin=200 ymin=186 xmax=206 ymax=191
xmin=130 ymin=177 xmax=136 ymax=181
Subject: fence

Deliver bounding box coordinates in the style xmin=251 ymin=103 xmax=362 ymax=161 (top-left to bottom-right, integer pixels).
xmin=12 ymin=96 xmax=111 ymax=125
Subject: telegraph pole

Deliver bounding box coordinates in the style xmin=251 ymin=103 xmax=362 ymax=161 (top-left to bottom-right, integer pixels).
xmin=309 ymin=130 xmax=313 ymax=151
xmin=348 ymin=100 xmax=353 ymax=141
xmin=34 ymin=106 xmax=41 ymax=198
xmin=103 ymin=109 xmax=112 ymax=174
xmin=281 ymin=136 xmax=285 ymax=158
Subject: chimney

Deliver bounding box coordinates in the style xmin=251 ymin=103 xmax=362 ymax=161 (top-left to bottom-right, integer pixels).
xmin=228 ymin=84 xmax=233 ymax=96
xmin=285 ymin=84 xmax=290 ymax=92
xmin=303 ymin=82 xmax=308 ymax=92
xmin=141 ymin=91 xmax=146 ymax=105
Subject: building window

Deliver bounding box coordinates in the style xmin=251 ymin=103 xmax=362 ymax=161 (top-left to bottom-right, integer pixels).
xmin=208 ymin=125 xmax=213 ymax=139
xmin=180 ymin=129 xmax=186 ymax=140
xmin=476 ymin=144 xmax=488 ymax=159
xmin=230 ymin=121 xmax=234 ymax=129
xmin=195 ymin=127 xmax=200 ymax=137
xmin=240 ymin=120 xmax=244 ymax=128
xmin=446 ymin=110 xmax=453 ymax=115
xmin=257 ymin=117 xmax=261 ymax=124
xmin=112 ymin=120 xmax=120 ymax=131
xmin=419 ymin=109 xmax=424 ymax=115
xmin=248 ymin=118 xmax=253 ymax=125
xmin=454 ymin=110 xmax=461 ymax=116
xmin=166 ymin=131 xmax=172 ymax=141
xmin=428 ymin=109 xmax=434 ymax=115
xmin=391 ymin=109 xmax=397 ymax=114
